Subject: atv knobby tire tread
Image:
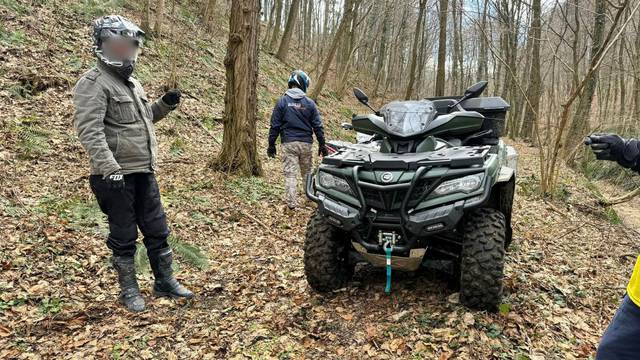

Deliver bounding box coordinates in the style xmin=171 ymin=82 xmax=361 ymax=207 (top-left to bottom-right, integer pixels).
xmin=304 ymin=211 xmax=354 ymax=292
xmin=459 ymin=208 xmax=506 ymax=311
xmin=498 ymin=179 xmax=515 ymax=249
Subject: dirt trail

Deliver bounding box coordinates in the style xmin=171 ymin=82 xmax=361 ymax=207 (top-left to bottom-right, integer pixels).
xmin=595 ymin=181 xmax=640 ymax=231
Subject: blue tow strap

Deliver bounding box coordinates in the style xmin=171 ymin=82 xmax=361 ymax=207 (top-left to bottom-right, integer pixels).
xmin=384 ymin=241 xmax=392 ymax=293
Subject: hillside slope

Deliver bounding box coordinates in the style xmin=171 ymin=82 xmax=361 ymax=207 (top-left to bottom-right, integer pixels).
xmin=1 ymin=1 xmax=639 ymax=359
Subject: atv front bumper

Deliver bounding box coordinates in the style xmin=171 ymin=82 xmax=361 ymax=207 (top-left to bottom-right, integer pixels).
xmin=305 ymin=170 xmax=492 ymax=253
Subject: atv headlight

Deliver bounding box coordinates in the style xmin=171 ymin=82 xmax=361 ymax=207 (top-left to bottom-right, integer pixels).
xmin=433 ymin=173 xmax=484 ymax=196
xmin=318 ymin=171 xmax=354 ymax=196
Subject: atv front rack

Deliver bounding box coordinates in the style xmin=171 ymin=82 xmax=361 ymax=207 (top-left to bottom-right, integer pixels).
xmin=321 ymin=146 xmax=490 ymax=170
xmin=306 ymin=146 xmax=493 ymax=254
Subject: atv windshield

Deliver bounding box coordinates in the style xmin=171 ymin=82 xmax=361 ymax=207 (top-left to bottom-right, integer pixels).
xmin=380 ymin=100 xmax=437 ymax=137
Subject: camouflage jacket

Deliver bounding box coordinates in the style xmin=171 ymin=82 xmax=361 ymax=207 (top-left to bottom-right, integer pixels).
xmin=73 ymin=61 xmax=176 ymax=177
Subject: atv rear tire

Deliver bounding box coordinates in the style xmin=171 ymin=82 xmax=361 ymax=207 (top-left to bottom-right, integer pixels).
xmin=304 ymin=212 xmax=354 ymax=292
xmin=459 ymin=208 xmax=506 ymax=311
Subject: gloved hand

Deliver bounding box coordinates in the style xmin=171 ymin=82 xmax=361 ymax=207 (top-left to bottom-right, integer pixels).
xmin=105 ymin=171 xmax=125 ymax=191
xmin=318 ymin=143 xmax=328 ymax=157
xmin=162 ymin=89 xmax=182 ymax=106
xmin=584 ymin=133 xmax=625 ymax=161
xmin=267 ymin=145 xmax=277 ymax=158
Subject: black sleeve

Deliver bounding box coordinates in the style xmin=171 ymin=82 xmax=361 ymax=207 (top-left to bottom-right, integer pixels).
xmin=618 ymin=138 xmax=640 ymax=172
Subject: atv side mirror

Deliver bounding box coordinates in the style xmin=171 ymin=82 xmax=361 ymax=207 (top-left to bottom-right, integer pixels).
xmin=447 ymin=80 xmax=489 ymax=113
xmin=341 ymin=122 xmax=354 ymax=130
xmin=353 ymin=87 xmax=380 ymax=115
xmin=464 ymin=81 xmax=488 ymax=99
xmin=353 ymin=88 xmax=369 ymax=104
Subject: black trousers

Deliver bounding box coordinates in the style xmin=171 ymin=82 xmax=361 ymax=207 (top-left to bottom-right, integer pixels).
xmin=90 ymin=173 xmax=169 ymax=257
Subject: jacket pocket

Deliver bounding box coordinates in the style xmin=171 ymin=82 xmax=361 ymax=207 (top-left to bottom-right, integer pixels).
xmin=114 ymin=129 xmax=148 ymax=165
xmin=139 ymin=95 xmax=153 ymax=121
xmin=111 ymin=95 xmax=137 ymax=124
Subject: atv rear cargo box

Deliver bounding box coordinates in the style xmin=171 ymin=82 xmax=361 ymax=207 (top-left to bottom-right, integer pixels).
xmin=461 ymin=97 xmax=510 ymax=138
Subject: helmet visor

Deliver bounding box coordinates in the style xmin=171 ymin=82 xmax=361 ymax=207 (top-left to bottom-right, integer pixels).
xmin=101 ymin=37 xmax=141 ymax=64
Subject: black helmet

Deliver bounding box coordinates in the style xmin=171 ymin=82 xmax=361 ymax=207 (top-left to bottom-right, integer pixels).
xmin=92 ymin=15 xmax=145 ymax=78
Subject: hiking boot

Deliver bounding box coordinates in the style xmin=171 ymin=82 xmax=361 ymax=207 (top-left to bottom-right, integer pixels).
xmin=148 ymin=247 xmax=194 ymax=299
xmin=112 ymin=256 xmax=145 ymax=312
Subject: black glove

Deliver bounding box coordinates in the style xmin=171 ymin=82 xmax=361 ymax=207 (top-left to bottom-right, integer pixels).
xmin=162 ymin=89 xmax=182 ymax=106
xmin=319 ymin=144 xmax=328 ymax=157
xmin=584 ymin=133 xmax=625 ymax=161
xmin=585 ymin=133 xmax=640 ymax=171
xmin=267 ymin=145 xmax=277 ymax=158
xmin=105 ymin=171 xmax=125 ymax=191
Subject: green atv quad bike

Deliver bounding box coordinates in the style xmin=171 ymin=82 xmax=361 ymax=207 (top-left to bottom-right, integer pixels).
xmin=304 ymin=81 xmax=517 ymax=311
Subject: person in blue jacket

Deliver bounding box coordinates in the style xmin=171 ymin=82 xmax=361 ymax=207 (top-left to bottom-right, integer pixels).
xmin=268 ymin=70 xmax=327 ymax=209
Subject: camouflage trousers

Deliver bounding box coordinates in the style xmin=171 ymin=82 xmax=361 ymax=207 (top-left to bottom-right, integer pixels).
xmin=281 ymin=141 xmax=313 ymax=208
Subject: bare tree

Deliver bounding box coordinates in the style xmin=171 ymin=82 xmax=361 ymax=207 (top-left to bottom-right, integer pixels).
xmin=140 ymin=0 xmax=153 ymax=35
xmin=276 ymin=0 xmax=301 ymax=62
xmin=214 ymin=0 xmax=263 ymax=176
xmin=268 ymin=0 xmax=283 ymax=51
xmin=435 ymin=0 xmax=449 ymax=96
xmin=519 ymin=0 xmax=541 ymax=141
xmin=565 ymin=0 xmax=607 ymax=162
xmin=309 ymin=0 xmax=361 ymax=101
xmin=154 ymin=0 xmax=165 ymax=36
xmin=405 ymin=0 xmax=428 ymax=99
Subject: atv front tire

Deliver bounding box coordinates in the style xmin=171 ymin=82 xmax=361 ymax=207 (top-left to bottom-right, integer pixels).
xmin=459 ymin=208 xmax=506 ymax=311
xmin=304 ymin=211 xmax=354 ymax=292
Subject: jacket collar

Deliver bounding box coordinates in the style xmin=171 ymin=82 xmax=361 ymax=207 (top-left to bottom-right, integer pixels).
xmin=285 ymin=88 xmax=306 ymax=99
xmin=97 ymin=60 xmax=133 ymax=83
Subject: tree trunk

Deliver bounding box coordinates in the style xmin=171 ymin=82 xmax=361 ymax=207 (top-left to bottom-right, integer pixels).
xmin=565 ymin=0 xmax=606 ymax=161
xmin=263 ymin=0 xmax=276 ymax=44
xmin=451 ymin=0 xmax=460 ymax=93
xmin=141 ymin=0 xmax=152 ymax=35
xmin=477 ymin=0 xmax=488 ymax=81
xmin=634 ymin=21 xmax=640 ymax=118
xmin=276 ymin=0 xmax=301 ymax=62
xmin=303 ymin=0 xmax=313 ymax=57
xmin=435 ymin=0 xmax=448 ymax=96
xmin=618 ymin=34 xmax=626 ymax=116
xmin=214 ymin=0 xmax=263 ymax=176
xmin=405 ymin=0 xmax=427 ymax=99
xmin=335 ymin=3 xmax=360 ymax=98
xmin=309 ymin=0 xmax=360 ymax=101
xmin=154 ymin=0 xmax=165 ymax=36
xmin=373 ymin=0 xmax=390 ymax=97
xmin=268 ymin=0 xmax=283 ymax=51
xmin=520 ymin=0 xmax=541 ymax=141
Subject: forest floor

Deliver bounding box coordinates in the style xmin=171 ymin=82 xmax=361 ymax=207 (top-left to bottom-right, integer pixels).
xmin=2 ymin=1 xmax=640 ymax=359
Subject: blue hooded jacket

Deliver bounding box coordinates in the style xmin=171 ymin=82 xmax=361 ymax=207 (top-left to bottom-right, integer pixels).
xmin=268 ymin=88 xmax=325 ymax=147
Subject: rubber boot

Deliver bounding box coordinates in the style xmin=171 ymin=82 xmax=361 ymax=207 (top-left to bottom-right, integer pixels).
xmin=148 ymin=247 xmax=194 ymax=299
xmin=112 ymin=256 xmax=145 ymax=312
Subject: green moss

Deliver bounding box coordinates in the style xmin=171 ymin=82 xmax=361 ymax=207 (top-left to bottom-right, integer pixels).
xmin=11 ymin=117 xmax=52 ymax=158
xmin=604 ymin=206 xmax=622 ymax=225
xmin=0 ymin=28 xmax=26 ymax=47
xmin=135 ymin=235 xmax=209 ymax=273
xmin=70 ymin=0 xmax=126 ymax=21
xmin=226 ymin=176 xmax=281 ymax=204
xmin=170 ymin=137 xmax=187 ymax=156
xmin=0 ymin=0 xmax=29 ymax=14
